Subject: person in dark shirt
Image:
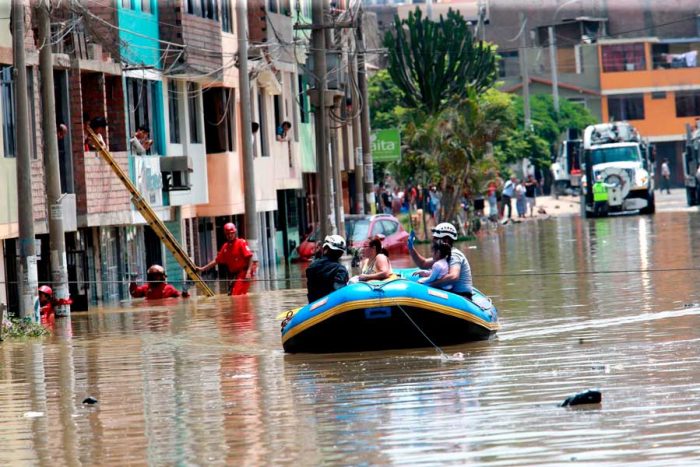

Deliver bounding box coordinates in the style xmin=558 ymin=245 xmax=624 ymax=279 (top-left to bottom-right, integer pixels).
xmin=306 ymin=234 xmax=349 ymax=303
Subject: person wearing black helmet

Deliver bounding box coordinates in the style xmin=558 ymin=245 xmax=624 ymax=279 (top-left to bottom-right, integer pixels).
xmin=306 ymin=234 xmax=350 ymax=303
xmin=408 ymin=222 xmax=473 ymax=299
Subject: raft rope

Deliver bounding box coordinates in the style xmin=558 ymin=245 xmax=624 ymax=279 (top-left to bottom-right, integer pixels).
xmin=1 ymin=265 xmax=700 ymax=288
xmin=395 ymin=302 xmax=447 ymax=358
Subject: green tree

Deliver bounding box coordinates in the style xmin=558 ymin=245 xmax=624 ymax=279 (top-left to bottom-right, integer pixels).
xmin=384 ymin=7 xmax=498 ymax=115
xmin=367 ymin=70 xmax=404 ymax=130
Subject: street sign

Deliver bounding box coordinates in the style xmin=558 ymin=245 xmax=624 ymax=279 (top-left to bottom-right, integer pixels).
xmin=371 ymin=129 xmax=401 ymax=162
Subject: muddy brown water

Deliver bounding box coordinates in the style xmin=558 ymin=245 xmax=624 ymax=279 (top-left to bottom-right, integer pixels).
xmin=2 ymin=212 xmax=700 ymax=465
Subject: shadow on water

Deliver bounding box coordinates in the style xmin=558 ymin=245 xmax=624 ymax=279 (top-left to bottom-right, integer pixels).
xmin=2 ymin=212 xmax=700 ymax=464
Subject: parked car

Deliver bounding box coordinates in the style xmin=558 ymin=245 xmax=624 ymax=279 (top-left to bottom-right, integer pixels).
xmin=293 ymin=214 xmax=409 ymax=262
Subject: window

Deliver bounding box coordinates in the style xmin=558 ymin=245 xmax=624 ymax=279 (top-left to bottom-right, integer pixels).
xmin=141 ymin=0 xmax=151 ymax=13
xmin=1 ymin=66 xmax=15 ymax=158
xmin=258 ymin=93 xmax=269 ymax=157
xmin=27 ymin=67 xmax=37 ymax=159
xmin=187 ymin=82 xmax=201 ymax=144
xmin=273 ymin=94 xmax=283 ymax=132
xmin=608 ymin=94 xmax=645 ymax=121
xmin=168 ymin=81 xmax=181 ymax=144
xmin=122 ymin=0 xmax=132 ymax=8
xmin=187 ymin=0 xmax=218 ymax=20
xmin=298 ymin=75 xmax=308 ymax=124
xmin=498 ymin=51 xmax=519 ymax=78
xmin=381 ymin=220 xmax=398 ymax=236
xmin=221 ymin=0 xmax=232 ymax=33
xmin=675 ymin=91 xmax=700 ymax=117
xmin=601 ymin=43 xmax=646 ymax=72
xmin=651 ymin=91 xmax=667 ymax=100
xmin=203 ymin=87 xmax=236 ymax=153
xmin=126 ymin=78 xmax=160 ymax=154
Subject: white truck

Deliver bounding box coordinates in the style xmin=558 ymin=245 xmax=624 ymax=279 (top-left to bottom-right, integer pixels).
xmin=550 ymin=137 xmax=583 ymax=198
xmin=580 ymin=122 xmax=655 ymax=217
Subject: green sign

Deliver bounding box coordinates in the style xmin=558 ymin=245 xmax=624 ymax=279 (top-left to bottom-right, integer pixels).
xmin=371 ymin=129 xmax=401 ymax=162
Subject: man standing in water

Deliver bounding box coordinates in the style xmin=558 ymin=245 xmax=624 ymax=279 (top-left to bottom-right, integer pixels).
xmin=197 ymin=223 xmax=257 ymax=295
xmin=408 ymin=222 xmax=474 ymax=299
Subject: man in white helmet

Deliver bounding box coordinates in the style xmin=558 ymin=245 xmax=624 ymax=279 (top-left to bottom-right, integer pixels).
xmin=306 ymin=234 xmax=350 ymax=303
xmin=409 ymin=222 xmax=474 ymax=299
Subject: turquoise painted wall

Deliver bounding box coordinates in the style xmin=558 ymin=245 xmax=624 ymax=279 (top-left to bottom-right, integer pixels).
xmin=117 ymin=0 xmax=161 ymax=68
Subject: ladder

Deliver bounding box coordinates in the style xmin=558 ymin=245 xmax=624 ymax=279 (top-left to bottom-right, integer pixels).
xmin=87 ymin=128 xmax=215 ymax=297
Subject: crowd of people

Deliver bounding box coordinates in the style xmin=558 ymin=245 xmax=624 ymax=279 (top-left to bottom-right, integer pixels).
xmin=375 ymin=172 xmax=544 ymax=230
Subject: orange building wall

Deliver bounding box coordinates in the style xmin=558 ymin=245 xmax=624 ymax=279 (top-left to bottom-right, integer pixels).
xmin=599 ymin=42 xmax=700 ymax=137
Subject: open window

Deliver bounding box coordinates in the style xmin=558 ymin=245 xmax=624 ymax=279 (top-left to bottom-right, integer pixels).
xmin=203 ymin=87 xmax=236 ymax=154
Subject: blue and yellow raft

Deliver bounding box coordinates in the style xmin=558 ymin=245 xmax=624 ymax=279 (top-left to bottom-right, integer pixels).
xmin=281 ymin=269 xmax=499 ymax=353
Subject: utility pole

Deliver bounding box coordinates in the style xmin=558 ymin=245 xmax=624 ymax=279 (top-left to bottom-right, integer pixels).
xmin=312 ymin=0 xmax=332 ymax=240
xmin=330 ymin=97 xmax=345 ymax=236
xmin=356 ymin=8 xmax=376 ymax=214
xmin=518 ymin=12 xmax=532 ymax=131
xmin=37 ymin=0 xmax=70 ymax=317
xmin=349 ymin=53 xmax=364 ymax=214
xmin=548 ymin=26 xmax=560 ymax=113
xmin=236 ymin=0 xmax=259 ymax=266
xmin=12 ymin=1 xmax=38 ymax=321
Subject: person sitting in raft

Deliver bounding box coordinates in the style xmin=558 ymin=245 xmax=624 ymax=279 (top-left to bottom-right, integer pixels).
xmin=349 ymin=234 xmax=393 ymax=283
xmin=306 ymin=235 xmax=349 ymax=303
xmin=408 ymin=222 xmax=474 ymax=299
xmin=412 ymin=241 xmax=452 ymax=289
xmin=130 ymin=265 xmax=189 ymax=299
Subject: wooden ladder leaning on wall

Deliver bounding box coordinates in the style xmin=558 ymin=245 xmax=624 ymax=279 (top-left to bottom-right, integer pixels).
xmin=86 ymin=128 xmax=215 ymax=297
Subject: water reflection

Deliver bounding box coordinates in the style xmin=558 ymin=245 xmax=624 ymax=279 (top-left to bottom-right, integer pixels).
xmin=2 ymin=212 xmax=700 ymax=464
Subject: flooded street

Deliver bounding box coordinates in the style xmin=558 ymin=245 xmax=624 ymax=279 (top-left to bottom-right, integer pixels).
xmin=3 ymin=211 xmax=700 ymax=465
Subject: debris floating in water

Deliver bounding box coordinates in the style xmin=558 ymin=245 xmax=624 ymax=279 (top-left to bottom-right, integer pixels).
xmin=23 ymin=411 xmax=44 ymax=418
xmin=82 ymin=396 xmax=98 ymax=405
xmin=560 ymin=389 xmax=602 ymax=407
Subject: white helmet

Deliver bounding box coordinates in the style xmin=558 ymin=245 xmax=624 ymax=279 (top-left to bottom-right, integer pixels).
xmin=323 ymin=234 xmax=346 ymax=252
xmin=432 ymin=222 xmax=458 ymax=240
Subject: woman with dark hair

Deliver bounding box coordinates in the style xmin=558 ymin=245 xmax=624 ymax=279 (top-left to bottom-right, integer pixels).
xmin=351 ymin=235 xmax=393 ymax=282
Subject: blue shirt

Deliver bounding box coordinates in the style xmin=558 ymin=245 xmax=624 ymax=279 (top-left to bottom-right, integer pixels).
xmin=447 ymin=248 xmax=473 ymax=294
xmin=502 ymin=180 xmax=515 ymax=197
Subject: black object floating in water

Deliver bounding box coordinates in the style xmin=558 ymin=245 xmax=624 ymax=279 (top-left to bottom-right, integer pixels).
xmin=560 ymin=389 xmax=601 ymax=407
xmin=82 ymin=396 xmax=98 ymax=405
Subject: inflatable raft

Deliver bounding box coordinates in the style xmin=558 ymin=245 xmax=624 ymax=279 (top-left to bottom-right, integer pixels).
xmin=281 ymin=269 xmax=499 ymax=353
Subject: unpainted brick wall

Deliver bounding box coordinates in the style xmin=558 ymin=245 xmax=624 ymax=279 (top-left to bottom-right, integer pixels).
xmin=84 ymin=151 xmax=130 ymax=214
xmin=180 ymin=15 xmax=223 ymax=73
xmin=247 ymin=0 xmax=267 ymax=44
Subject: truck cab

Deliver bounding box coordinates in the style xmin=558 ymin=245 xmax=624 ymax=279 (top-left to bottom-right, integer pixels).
xmin=580 ymin=123 xmax=655 ymax=217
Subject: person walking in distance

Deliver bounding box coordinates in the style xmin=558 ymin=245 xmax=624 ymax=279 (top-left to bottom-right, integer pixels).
xmin=500 ymin=175 xmax=516 ymax=221
xmin=660 ymin=158 xmax=671 ymax=194
xmin=197 ymin=222 xmax=257 ymax=295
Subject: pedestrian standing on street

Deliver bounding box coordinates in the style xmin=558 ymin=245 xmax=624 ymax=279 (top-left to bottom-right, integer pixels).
xmin=524 ymin=174 xmax=539 ymax=217
xmin=660 ymin=158 xmax=671 ymax=194
xmin=306 ymin=235 xmax=349 ymax=303
xmin=487 ymin=183 xmax=498 ymax=221
xmin=592 ymin=175 xmax=611 ymax=217
xmin=501 ymin=176 xmax=516 ymax=221
xmin=515 ymin=180 xmax=527 ymax=218
xmin=197 ymin=222 xmax=257 ymax=296
xmin=130 ymin=265 xmax=188 ymax=299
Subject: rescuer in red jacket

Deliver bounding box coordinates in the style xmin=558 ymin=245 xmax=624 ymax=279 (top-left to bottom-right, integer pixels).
xmin=129 ymin=264 xmax=188 ymax=299
xmin=197 ymin=222 xmax=257 ymax=295
xmin=38 ymin=285 xmax=56 ymax=327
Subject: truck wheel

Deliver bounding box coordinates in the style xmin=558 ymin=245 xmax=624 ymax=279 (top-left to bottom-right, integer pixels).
xmin=640 ymin=192 xmax=655 ymax=215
